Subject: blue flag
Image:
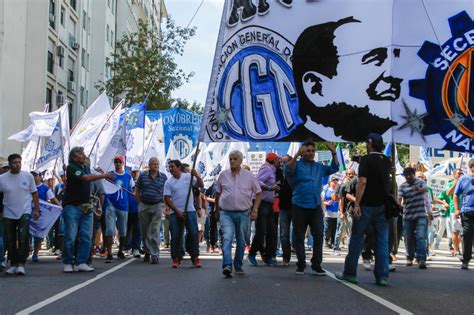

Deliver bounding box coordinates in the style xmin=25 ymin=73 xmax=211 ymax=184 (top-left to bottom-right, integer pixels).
xmin=336 ymin=144 xmax=346 ymax=171
xmin=124 ymin=102 xmax=146 ymax=130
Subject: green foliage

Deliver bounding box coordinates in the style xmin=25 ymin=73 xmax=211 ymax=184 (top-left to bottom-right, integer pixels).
xmin=173 ymin=98 xmax=204 ymax=115
xmin=96 ymin=17 xmax=196 ymax=109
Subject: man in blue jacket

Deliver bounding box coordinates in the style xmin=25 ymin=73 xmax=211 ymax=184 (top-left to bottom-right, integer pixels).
xmin=285 ymin=140 xmax=338 ymax=275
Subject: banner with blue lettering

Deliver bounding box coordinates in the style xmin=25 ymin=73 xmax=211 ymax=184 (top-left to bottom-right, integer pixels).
xmin=200 ymin=0 xmax=474 ymax=153
xmin=148 ymin=108 xmax=202 ymax=159
xmin=30 ymin=200 xmax=63 ymax=239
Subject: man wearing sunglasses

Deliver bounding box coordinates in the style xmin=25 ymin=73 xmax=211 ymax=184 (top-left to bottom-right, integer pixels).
xmin=453 ymin=158 xmax=474 ymax=270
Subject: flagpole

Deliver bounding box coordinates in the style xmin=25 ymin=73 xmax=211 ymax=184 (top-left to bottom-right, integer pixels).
xmin=184 ymin=141 xmax=201 ymax=214
xmin=141 ymin=101 xmax=147 ymax=168
xmin=139 ymin=114 xmax=162 ymax=170
xmin=88 ymin=99 xmax=123 ymax=157
xmin=58 ymin=110 xmax=66 ymax=169
xmin=32 ymin=136 xmax=41 ymax=170
xmin=391 ymin=141 xmax=397 ymax=196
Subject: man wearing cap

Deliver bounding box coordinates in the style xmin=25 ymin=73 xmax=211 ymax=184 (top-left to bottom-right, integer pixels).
xmin=247 ymin=152 xmax=280 ymax=267
xmin=0 ymin=154 xmax=40 ymax=275
xmin=398 ymin=167 xmax=430 ymax=269
xmin=454 ymin=158 xmax=474 ymax=270
xmin=30 ymin=171 xmax=60 ymax=263
xmin=285 ymin=140 xmax=339 ymax=276
xmin=104 ymin=155 xmax=134 ymax=263
xmin=336 ymin=133 xmax=391 ymax=286
xmin=0 ymin=161 xmax=10 ymax=271
xmin=215 ymin=150 xmax=262 ymax=277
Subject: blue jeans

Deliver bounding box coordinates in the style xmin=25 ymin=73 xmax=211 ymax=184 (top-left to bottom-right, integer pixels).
xmin=62 ymin=205 xmax=93 ymax=265
xmin=279 ymin=208 xmax=293 ymax=261
xmin=105 ymin=203 xmax=128 ymax=237
xmin=403 ymin=217 xmax=428 ymax=262
xmin=343 ymin=205 xmax=389 ymax=280
xmin=0 ymin=215 xmax=4 ymax=264
xmin=220 ymin=210 xmax=250 ymax=270
xmin=169 ymin=212 xmax=199 ymax=260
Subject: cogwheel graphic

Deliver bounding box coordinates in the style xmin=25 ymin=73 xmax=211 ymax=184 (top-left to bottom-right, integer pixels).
xmin=172 ymin=133 xmax=193 ymax=159
xmin=409 ymin=11 xmax=474 ymax=150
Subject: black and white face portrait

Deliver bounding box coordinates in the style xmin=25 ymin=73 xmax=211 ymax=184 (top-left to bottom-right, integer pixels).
xmin=291 ymin=16 xmax=398 ymax=142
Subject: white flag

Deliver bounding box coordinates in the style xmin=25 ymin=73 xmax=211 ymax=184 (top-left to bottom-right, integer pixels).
xmin=21 ymin=137 xmax=41 ymax=172
xmin=29 ymin=111 xmax=60 ymax=137
xmin=96 ymin=113 xmax=126 ymax=172
xmin=70 ymin=92 xmax=111 ymax=153
xmin=163 ymin=140 xmax=180 ymax=176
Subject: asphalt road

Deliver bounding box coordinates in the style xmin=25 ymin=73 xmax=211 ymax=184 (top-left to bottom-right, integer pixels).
xmin=0 ymin=241 xmax=472 ymax=315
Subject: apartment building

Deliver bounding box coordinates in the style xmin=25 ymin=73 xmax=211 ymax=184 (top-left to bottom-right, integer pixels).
xmin=0 ymin=0 xmax=167 ymax=157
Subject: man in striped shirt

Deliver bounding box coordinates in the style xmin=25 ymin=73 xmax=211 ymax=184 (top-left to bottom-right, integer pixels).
xmin=398 ymin=167 xmax=430 ymax=269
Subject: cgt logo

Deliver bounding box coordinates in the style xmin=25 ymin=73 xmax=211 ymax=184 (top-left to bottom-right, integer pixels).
xmin=216 ymin=46 xmax=301 ymax=141
xmin=410 ymin=11 xmax=474 ymax=151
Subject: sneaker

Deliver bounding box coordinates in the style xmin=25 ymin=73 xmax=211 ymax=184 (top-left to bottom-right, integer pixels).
xmin=105 ymin=255 xmax=114 ymax=263
xmin=16 ymin=265 xmax=26 ymax=275
xmin=63 ymin=264 xmax=74 ymax=273
xmin=144 ymin=253 xmax=150 ymax=263
xmin=406 ymin=259 xmax=413 ymax=266
xmin=390 ymin=253 xmax=398 ymax=261
xmin=455 ymin=253 xmax=464 ymax=262
xmin=275 ymin=249 xmax=282 ymax=257
xmin=461 ymin=262 xmax=469 ymax=270
xmin=389 ymin=264 xmax=396 ymax=272
xmin=235 ymin=268 xmax=245 ymax=275
xmin=335 ymin=272 xmax=358 ymax=284
xmin=418 ymin=261 xmax=427 ymax=269
xmin=376 ymin=278 xmax=389 ymax=286
xmin=333 ymin=249 xmax=341 ymax=256
xmin=363 ymin=259 xmax=371 ymax=270
xmin=172 ymin=258 xmax=180 ymax=269
xmin=223 ymin=266 xmax=233 ymax=278
xmin=245 ymin=245 xmax=250 ymax=253
xmin=151 ymin=255 xmax=159 ymax=264
xmin=296 ymin=266 xmax=305 ymax=275
xmin=117 ymin=251 xmax=126 ymax=259
xmin=247 ymin=255 xmax=258 ymax=266
xmin=133 ymin=250 xmax=141 ymax=258
xmin=311 ymin=266 xmax=327 ymax=276
xmin=264 ymin=259 xmax=278 ymax=267
xmin=192 ymin=257 xmax=202 ymax=268
xmin=282 ymin=259 xmax=290 ymax=266
xmin=32 ymin=255 xmax=39 ymax=263
xmin=75 ymin=263 xmax=94 ymax=272
xmin=99 ymin=250 xmax=107 ymax=258
xmin=6 ymin=266 xmax=17 ymax=275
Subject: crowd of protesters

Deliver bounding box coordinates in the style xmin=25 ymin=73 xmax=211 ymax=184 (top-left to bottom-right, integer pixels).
xmin=0 ymin=133 xmax=473 ymax=286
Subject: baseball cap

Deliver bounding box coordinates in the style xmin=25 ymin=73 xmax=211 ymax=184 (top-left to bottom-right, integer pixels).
xmin=114 ymin=155 xmax=125 ymax=163
xmin=266 ymin=152 xmax=280 ymax=162
xmin=366 ymin=133 xmax=384 ymax=147
xmin=330 ymin=176 xmax=339 ymax=182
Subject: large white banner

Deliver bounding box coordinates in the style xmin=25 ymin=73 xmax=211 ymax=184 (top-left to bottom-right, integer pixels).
xmin=200 ymin=0 xmax=474 ymax=153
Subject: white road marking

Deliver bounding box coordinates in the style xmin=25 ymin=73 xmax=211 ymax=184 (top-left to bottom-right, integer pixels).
xmin=325 ymin=270 xmax=413 ymax=315
xmin=16 ymin=258 xmax=137 ymax=315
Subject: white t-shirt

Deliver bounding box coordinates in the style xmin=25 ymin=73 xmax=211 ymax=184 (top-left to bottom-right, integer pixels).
xmin=0 ymin=171 xmax=37 ymax=219
xmin=163 ymin=173 xmax=197 ymax=212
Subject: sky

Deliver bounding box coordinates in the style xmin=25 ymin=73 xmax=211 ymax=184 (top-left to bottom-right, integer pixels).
xmin=165 ymin=0 xmax=225 ymax=107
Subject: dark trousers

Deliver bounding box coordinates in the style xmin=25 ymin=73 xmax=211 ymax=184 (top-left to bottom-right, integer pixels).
xmin=126 ymin=212 xmax=141 ymax=251
xmin=388 ymin=217 xmax=398 ymax=263
xmin=293 ymin=205 xmax=324 ymax=269
xmin=362 ymin=224 xmax=375 ymax=260
xmin=279 ymin=207 xmax=293 ymax=261
xmin=462 ymin=212 xmax=474 ymax=263
xmin=324 ymin=217 xmax=337 ymax=246
xmin=209 ymin=212 xmax=220 ymax=247
xmin=249 ymin=201 xmax=277 ymax=260
xmin=4 ymin=214 xmax=30 ymax=266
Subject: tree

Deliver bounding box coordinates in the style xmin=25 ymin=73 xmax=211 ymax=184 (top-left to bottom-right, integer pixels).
xmin=96 ymin=17 xmax=196 ymax=109
xmin=173 ymin=98 xmax=204 ymax=115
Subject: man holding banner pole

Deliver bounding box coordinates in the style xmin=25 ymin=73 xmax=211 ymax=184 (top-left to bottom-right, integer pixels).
xmin=285 ymin=140 xmax=338 ymax=276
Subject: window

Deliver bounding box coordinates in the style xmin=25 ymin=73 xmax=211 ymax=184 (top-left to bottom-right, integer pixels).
xmin=80 ymin=87 xmax=85 ymax=106
xmin=70 ymin=0 xmax=76 ymax=11
xmin=49 ymin=0 xmax=56 ymax=29
xmin=81 ymin=48 xmax=86 ymax=67
xmin=106 ymin=25 xmax=110 ymax=42
xmin=82 ymin=11 xmax=86 ymax=30
xmin=46 ymin=88 xmax=53 ymax=108
xmin=86 ymin=53 xmax=90 ymax=70
xmin=68 ymin=57 xmax=75 ymax=81
xmin=60 ymin=6 xmax=65 ymax=26
xmin=59 ymin=55 xmax=64 ymax=68
xmin=47 ymin=51 xmax=54 ymax=74
xmin=111 ymin=30 xmax=114 ymax=47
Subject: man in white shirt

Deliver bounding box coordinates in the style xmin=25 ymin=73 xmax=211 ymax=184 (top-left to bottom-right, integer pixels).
xmin=0 ymin=154 xmax=40 ymax=275
xmin=164 ymin=160 xmax=204 ymax=269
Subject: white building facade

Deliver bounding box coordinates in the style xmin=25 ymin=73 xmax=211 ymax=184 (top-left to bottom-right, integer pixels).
xmin=0 ymin=0 xmax=166 ymax=157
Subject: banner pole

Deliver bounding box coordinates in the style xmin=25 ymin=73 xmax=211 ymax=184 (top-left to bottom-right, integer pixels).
xmin=183 ymin=141 xmax=201 ymax=214
xmin=391 ymin=141 xmax=397 ymax=196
